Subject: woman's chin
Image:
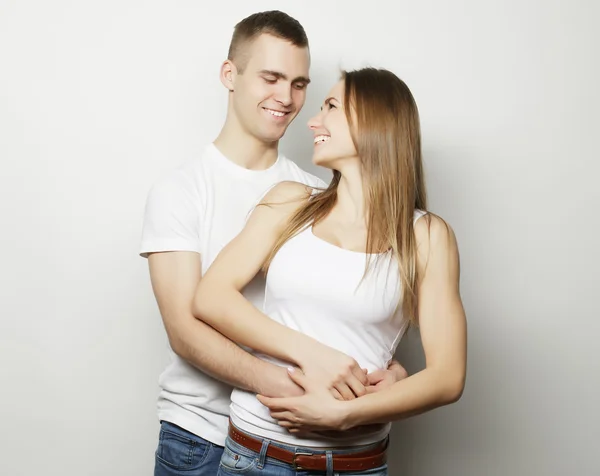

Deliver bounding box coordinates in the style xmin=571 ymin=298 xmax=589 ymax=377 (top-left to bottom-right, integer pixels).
xmin=312 ymin=153 xmax=334 ymax=168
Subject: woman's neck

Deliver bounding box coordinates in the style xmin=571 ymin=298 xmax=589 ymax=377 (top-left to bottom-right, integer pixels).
xmin=334 ymin=162 xmax=367 ymax=226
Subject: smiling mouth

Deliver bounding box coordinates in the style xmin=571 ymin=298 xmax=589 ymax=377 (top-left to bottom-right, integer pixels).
xmin=263 ymin=107 xmax=289 ymax=117
xmin=314 ymin=135 xmax=331 ymax=144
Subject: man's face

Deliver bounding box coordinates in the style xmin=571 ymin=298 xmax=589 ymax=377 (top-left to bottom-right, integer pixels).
xmin=230 ymin=34 xmax=310 ymax=143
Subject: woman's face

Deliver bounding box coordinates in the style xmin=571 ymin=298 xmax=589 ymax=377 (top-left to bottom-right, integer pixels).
xmin=308 ymin=80 xmax=358 ymax=168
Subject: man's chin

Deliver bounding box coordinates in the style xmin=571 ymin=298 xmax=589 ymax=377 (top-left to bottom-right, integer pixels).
xmin=257 ymin=127 xmax=288 ymax=144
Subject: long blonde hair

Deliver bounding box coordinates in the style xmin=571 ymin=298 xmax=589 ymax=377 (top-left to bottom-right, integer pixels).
xmin=264 ymin=68 xmax=427 ymax=326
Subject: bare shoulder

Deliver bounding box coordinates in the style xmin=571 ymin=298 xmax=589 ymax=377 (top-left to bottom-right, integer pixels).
xmin=414 ymin=213 xmax=457 ymax=247
xmin=414 ymin=213 xmax=460 ymax=274
xmin=248 ymin=181 xmax=312 ymax=230
xmin=261 ymin=180 xmax=314 ymax=205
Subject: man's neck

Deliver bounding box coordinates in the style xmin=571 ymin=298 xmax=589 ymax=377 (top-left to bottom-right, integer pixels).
xmin=213 ymin=121 xmax=279 ymax=171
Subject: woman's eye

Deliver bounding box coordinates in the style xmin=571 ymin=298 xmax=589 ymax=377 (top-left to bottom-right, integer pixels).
xmin=328 ymin=102 xmax=337 ymax=110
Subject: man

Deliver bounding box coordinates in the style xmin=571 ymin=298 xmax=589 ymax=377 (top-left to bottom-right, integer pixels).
xmin=140 ymin=10 xmax=406 ymax=475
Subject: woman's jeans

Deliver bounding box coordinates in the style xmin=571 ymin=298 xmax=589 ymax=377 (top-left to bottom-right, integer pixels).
xmin=217 ymin=430 xmax=388 ymax=476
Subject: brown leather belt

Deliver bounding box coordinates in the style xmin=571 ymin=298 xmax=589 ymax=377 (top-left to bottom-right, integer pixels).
xmin=228 ymin=423 xmax=388 ymax=472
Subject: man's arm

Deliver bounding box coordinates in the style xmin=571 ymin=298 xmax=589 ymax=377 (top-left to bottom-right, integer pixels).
xmin=148 ymin=250 xmax=301 ymax=398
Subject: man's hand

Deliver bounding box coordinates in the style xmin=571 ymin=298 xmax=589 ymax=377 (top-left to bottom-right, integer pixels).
xmin=365 ymin=360 xmax=408 ymax=394
xmin=274 ymin=366 xmax=367 ymax=401
xmin=297 ymin=343 xmax=369 ymax=401
xmin=260 ymin=366 xmax=305 ymax=398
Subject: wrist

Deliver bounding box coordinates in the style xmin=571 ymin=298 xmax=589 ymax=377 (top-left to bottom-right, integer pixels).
xmin=337 ymin=398 xmax=361 ymax=431
xmin=287 ymin=335 xmax=319 ymax=366
xmin=252 ymin=361 xmax=287 ymax=396
xmin=286 ymin=341 xmax=305 ymax=366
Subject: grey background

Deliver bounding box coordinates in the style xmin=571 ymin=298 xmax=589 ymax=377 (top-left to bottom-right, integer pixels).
xmin=0 ymin=1 xmax=598 ymax=475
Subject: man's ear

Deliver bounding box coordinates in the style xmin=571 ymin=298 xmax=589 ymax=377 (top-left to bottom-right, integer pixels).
xmin=220 ymin=59 xmax=236 ymax=92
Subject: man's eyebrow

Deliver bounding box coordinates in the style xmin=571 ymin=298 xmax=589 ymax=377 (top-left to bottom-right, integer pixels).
xmin=259 ymin=70 xmax=311 ymax=84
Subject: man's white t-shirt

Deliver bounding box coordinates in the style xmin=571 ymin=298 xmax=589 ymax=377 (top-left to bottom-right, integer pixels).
xmin=140 ymin=143 xmax=324 ymax=446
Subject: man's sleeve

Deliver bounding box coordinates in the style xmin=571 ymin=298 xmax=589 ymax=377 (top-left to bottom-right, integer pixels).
xmin=139 ymin=174 xmax=201 ymax=258
xmin=311 ymin=174 xmax=329 ymax=189
xmin=315 ymin=176 xmax=329 ymax=188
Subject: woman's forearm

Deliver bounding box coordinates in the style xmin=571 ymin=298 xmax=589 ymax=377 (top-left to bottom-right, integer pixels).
xmin=194 ymin=284 xmax=316 ymax=366
xmin=338 ymin=218 xmax=467 ymax=428
xmin=340 ymin=367 xmax=465 ymax=429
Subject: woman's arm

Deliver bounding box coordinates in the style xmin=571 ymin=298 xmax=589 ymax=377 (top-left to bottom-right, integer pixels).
xmin=192 ymin=181 xmax=369 ymax=398
xmin=258 ymin=214 xmax=467 ymax=430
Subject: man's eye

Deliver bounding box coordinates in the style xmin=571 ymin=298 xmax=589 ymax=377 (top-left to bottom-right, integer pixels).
xmin=294 ymin=82 xmax=307 ymax=90
xmin=264 ymin=77 xmax=277 ymax=84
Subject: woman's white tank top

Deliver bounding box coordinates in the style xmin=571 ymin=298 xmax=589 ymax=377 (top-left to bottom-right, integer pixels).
xmin=230 ymin=210 xmax=426 ymax=447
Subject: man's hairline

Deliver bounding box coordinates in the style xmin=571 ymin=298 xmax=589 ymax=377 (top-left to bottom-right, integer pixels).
xmin=229 ymin=32 xmax=310 ymax=75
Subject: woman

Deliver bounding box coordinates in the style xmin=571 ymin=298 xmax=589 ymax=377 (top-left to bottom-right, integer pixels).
xmin=193 ymin=67 xmax=467 ymax=475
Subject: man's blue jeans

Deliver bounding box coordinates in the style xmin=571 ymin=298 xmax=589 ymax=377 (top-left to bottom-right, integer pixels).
xmin=154 ymin=421 xmax=224 ymax=476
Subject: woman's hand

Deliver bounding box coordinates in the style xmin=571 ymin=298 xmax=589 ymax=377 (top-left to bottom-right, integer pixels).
xmin=365 ymin=359 xmax=408 ymax=394
xmin=258 ymin=362 xmax=408 ymax=431
xmin=257 ymin=367 xmax=351 ymax=432
xmin=296 ymin=343 xmax=369 ymax=400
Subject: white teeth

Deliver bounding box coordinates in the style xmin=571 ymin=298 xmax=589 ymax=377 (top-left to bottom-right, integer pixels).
xmin=314 ymin=135 xmax=331 ymax=144
xmin=266 ymin=109 xmax=285 ymax=117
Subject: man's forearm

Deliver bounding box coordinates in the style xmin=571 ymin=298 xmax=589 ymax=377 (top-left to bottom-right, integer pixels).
xmin=169 ymin=316 xmax=297 ymax=397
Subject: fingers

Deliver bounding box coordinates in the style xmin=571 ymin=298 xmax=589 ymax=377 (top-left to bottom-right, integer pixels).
xmin=330 ymin=388 xmax=344 ymax=400
xmin=333 ymin=383 xmax=356 ymax=401
xmin=257 ymin=395 xmax=286 ymax=411
xmin=388 ymin=360 xmax=408 ymax=380
xmin=271 ymin=412 xmax=315 ymax=436
xmin=367 ymin=369 xmax=386 ymax=385
xmin=277 ymin=421 xmax=317 ymax=436
xmin=335 ymin=374 xmax=367 ymax=400
xmin=345 ymin=372 xmax=367 ymax=398
xmin=388 ymin=359 xmax=401 ymax=369
xmin=333 ymin=362 xmax=368 ymax=398
xmin=270 ymin=410 xmax=297 ymax=423
xmin=278 ymin=420 xmax=295 ymax=428
xmin=352 ymin=365 xmax=369 ymax=386
xmin=287 ymin=366 xmax=309 ymax=389
xmin=288 ymin=427 xmax=314 ymax=437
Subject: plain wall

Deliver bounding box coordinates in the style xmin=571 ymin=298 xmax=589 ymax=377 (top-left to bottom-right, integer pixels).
xmin=1 ymin=1 xmax=598 ymax=475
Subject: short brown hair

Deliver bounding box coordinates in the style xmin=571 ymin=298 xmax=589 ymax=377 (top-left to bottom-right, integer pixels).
xmin=227 ymin=10 xmax=309 ymax=73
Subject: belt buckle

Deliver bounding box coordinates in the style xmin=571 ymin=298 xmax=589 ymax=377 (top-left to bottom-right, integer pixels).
xmin=292 ymin=452 xmax=314 ymax=470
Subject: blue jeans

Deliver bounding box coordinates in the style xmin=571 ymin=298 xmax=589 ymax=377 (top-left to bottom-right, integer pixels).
xmin=154 ymin=421 xmax=224 ymax=476
xmin=217 ymin=431 xmax=388 ymax=476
